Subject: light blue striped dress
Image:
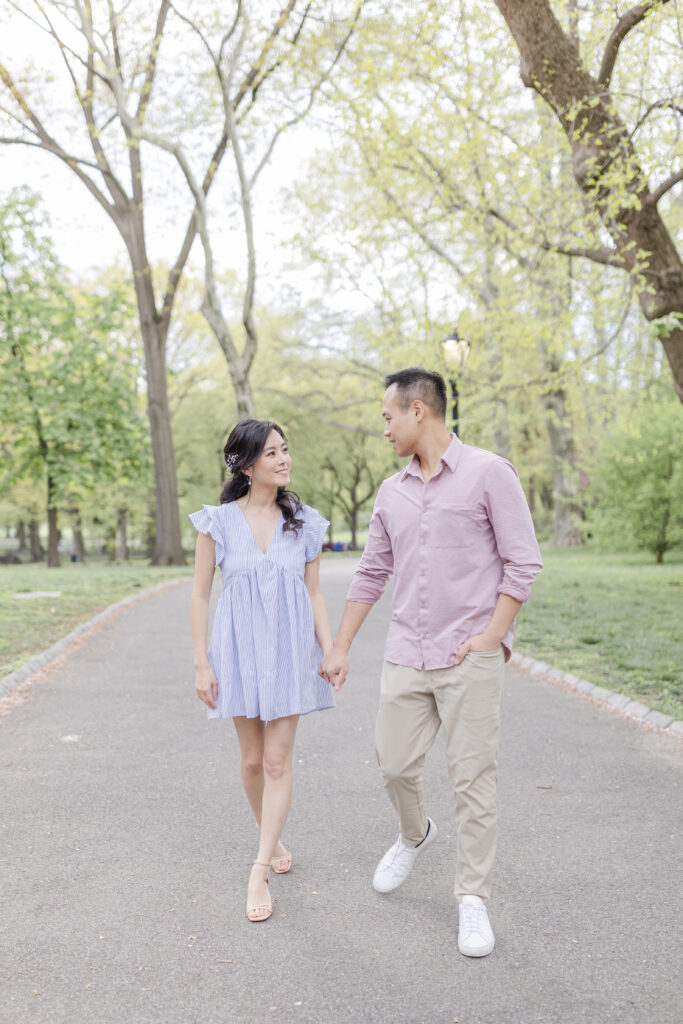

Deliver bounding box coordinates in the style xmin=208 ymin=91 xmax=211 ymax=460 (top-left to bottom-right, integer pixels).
xmin=189 ymin=501 xmax=336 ymax=722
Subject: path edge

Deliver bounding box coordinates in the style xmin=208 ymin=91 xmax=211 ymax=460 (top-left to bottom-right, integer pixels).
xmin=0 ymin=577 xmax=190 ymax=699
xmin=510 ymin=650 xmax=683 ymax=738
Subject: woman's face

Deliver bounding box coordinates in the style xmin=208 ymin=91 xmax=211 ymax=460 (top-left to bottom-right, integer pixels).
xmin=248 ymin=429 xmax=291 ymax=489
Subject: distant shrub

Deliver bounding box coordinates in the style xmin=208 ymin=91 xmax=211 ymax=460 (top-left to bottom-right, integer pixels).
xmin=587 ymin=399 xmax=683 ymax=563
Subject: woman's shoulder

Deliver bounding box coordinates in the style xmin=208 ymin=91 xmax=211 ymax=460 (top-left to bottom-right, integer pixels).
xmin=299 ymin=503 xmax=324 ymax=519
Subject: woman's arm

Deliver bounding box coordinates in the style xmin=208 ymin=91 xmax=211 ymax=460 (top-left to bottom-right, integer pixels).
xmin=190 ymin=532 xmax=219 ymax=709
xmin=304 ymin=555 xmax=333 ymax=664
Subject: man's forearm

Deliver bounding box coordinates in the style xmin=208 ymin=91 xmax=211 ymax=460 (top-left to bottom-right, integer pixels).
xmin=484 ymin=593 xmax=522 ymax=642
xmin=333 ymin=600 xmax=374 ymax=651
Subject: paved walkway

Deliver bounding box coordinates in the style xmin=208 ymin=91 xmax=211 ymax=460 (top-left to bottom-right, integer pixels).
xmin=1 ymin=560 xmax=680 ymax=1024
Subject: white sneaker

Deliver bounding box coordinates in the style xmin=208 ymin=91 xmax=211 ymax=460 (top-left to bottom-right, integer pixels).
xmin=372 ymin=818 xmax=438 ymax=894
xmin=458 ymin=895 xmax=495 ymax=957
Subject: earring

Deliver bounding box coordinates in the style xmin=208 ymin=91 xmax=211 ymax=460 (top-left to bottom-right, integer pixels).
xmin=246 ymin=475 xmax=252 ymax=487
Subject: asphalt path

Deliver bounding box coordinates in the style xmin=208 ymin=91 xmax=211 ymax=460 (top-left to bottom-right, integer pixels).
xmin=1 ymin=559 xmax=681 ymax=1024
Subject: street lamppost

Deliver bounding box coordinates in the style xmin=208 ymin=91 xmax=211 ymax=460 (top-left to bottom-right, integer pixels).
xmin=441 ymin=327 xmax=471 ymax=437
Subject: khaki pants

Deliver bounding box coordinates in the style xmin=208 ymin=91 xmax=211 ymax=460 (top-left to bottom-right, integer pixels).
xmin=374 ymin=650 xmax=505 ymax=903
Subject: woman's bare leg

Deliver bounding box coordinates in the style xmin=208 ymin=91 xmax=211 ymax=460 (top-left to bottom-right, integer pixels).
xmin=233 ymin=716 xmax=289 ymax=864
xmin=234 ymin=714 xmax=299 ymax=916
xmin=256 ymin=715 xmax=299 ymax=866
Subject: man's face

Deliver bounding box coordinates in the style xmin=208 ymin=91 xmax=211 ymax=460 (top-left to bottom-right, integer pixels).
xmin=382 ymin=384 xmax=420 ymax=458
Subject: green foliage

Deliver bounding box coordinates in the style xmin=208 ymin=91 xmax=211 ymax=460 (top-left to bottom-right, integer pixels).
xmin=0 ymin=189 xmax=151 ymax=522
xmin=587 ymin=396 xmax=683 ymax=562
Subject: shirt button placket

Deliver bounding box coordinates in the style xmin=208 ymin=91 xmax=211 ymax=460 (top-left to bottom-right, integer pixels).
xmin=419 ymin=496 xmax=428 ymax=655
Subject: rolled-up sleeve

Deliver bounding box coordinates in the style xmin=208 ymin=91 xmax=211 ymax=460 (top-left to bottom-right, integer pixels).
xmin=346 ymin=488 xmax=394 ymax=605
xmin=484 ymin=459 xmax=543 ymax=602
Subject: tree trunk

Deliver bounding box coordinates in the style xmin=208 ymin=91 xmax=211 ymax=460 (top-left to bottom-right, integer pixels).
xmin=492 ymin=402 xmax=512 ymax=461
xmin=116 ymin=508 xmax=129 ymax=562
xmin=106 ymin=524 xmax=117 ymax=562
xmin=494 ymin=0 xmax=683 ymax=400
xmin=145 ymin=497 xmax=157 ymax=560
xmin=46 ymin=478 xmax=60 ymax=567
xmin=349 ymin=506 xmax=358 ymax=551
xmin=29 ymin=519 xmax=43 ymax=561
xmin=68 ymin=507 xmax=87 ymax=562
xmin=543 ymin=383 xmax=584 ymax=546
xmin=16 ymin=520 xmax=26 ymax=551
xmin=124 ymin=219 xmax=186 ymax=566
xmin=234 ymin=373 xmax=257 ymax=420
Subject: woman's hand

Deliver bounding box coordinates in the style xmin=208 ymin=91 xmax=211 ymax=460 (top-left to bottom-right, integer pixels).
xmin=195 ymin=665 xmax=218 ymax=709
xmin=319 ymin=647 xmax=349 ymax=691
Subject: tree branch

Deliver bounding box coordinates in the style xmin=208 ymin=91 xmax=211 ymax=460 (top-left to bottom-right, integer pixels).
xmin=598 ymin=1 xmax=671 ymax=86
xmin=249 ymin=0 xmax=366 ymax=188
xmin=223 ymin=41 xmax=258 ymax=376
xmin=0 ymin=66 xmax=119 ymax=219
xmin=232 ymin=0 xmax=298 ymax=111
xmin=538 ymin=240 xmax=625 ymax=268
xmin=648 ymin=168 xmax=683 ymax=205
xmin=135 ymin=0 xmax=171 ymax=122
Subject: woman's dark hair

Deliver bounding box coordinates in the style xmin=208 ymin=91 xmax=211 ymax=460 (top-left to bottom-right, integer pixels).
xmin=220 ymin=419 xmax=303 ymax=534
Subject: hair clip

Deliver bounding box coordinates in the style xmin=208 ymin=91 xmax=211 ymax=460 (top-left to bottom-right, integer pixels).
xmin=224 ymin=451 xmax=238 ymax=470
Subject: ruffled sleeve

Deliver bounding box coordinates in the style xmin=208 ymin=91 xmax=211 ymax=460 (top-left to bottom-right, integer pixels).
xmin=303 ymin=505 xmax=330 ymax=562
xmin=188 ymin=504 xmax=225 ymax=567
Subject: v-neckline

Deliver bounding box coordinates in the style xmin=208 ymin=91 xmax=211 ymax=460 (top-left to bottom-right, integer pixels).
xmin=234 ymin=502 xmax=282 ymax=556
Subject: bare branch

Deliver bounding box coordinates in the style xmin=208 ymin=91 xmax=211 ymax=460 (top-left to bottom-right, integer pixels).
xmin=135 ymin=1 xmax=171 ymax=122
xmin=224 ymin=72 xmax=258 ymax=375
xmin=107 ymin=0 xmax=124 ymax=77
xmin=218 ymin=0 xmax=244 ymax=65
xmin=171 ymin=4 xmax=220 ymax=72
xmin=0 ymin=65 xmax=118 ymax=218
xmin=538 ymin=240 xmax=625 ymax=268
xmin=598 ymin=1 xmax=672 ymax=86
xmin=250 ymin=0 xmax=366 ymax=187
xmin=648 ymin=168 xmax=683 ymax=205
xmin=630 ymin=98 xmax=683 ymax=137
xmin=233 ymin=0 xmax=297 ymax=111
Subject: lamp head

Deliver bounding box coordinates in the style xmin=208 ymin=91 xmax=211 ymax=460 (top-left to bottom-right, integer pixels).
xmin=441 ymin=327 xmax=471 ymax=371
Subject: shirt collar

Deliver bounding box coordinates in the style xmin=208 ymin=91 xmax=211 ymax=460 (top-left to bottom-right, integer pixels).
xmin=400 ymin=433 xmax=463 ymax=481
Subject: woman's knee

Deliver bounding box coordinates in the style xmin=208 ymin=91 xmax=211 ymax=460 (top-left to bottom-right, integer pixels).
xmin=241 ymin=747 xmax=265 ymax=776
xmin=263 ymin=750 xmax=292 ymax=780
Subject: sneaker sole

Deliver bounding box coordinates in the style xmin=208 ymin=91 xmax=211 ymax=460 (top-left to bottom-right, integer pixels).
xmin=458 ymin=937 xmax=495 ymax=957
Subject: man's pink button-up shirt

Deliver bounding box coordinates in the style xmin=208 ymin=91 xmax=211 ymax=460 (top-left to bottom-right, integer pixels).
xmin=346 ymin=435 xmax=543 ymax=669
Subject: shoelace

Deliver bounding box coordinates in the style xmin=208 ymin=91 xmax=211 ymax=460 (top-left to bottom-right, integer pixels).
xmin=385 ymin=840 xmax=413 ymax=869
xmin=461 ymin=903 xmax=487 ymax=937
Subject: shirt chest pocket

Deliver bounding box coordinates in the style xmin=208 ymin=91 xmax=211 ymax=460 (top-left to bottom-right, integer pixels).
xmin=431 ymin=503 xmax=491 ymax=549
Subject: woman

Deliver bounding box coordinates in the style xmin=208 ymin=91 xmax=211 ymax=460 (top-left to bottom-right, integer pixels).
xmin=189 ymin=419 xmax=334 ymax=923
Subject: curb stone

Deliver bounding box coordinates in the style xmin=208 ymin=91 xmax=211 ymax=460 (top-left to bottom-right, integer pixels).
xmin=0 ymin=577 xmax=189 ymax=700
xmin=509 ymin=650 xmax=682 ymax=739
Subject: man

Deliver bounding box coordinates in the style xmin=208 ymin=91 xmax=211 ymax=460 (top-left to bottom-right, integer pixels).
xmin=321 ymin=367 xmax=542 ymax=958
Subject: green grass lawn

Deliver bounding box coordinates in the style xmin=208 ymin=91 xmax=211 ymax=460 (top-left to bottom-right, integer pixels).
xmin=516 ymin=546 xmax=682 ymax=719
xmin=0 ymin=559 xmax=192 ymax=680
xmin=1 ymin=546 xmax=681 ymax=721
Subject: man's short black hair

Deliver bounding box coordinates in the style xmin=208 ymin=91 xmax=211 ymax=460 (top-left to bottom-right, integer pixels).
xmin=384 ymin=367 xmax=447 ymax=420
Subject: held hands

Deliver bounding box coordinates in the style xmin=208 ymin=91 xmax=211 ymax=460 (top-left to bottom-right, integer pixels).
xmin=195 ymin=665 xmax=218 ymax=709
xmin=454 ymin=631 xmax=503 ymax=665
xmin=318 ymin=645 xmax=349 ymax=691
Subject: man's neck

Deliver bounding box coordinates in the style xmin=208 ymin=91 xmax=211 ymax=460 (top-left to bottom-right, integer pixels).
xmin=414 ymin=429 xmax=453 ymax=482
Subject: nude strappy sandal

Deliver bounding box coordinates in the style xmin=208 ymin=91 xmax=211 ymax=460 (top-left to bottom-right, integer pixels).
xmin=271 ymin=846 xmax=292 ymax=874
xmin=246 ymin=860 xmax=272 ymax=923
